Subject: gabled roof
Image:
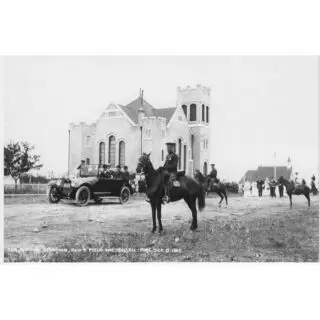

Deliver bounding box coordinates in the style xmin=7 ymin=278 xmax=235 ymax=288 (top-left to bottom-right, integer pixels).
xmin=154 ymin=108 xmax=176 ymax=123
xmin=118 ymin=97 xmax=156 ymax=124
xmin=256 ymin=166 xmax=292 ymax=180
xmin=118 ymin=97 xmax=176 ymax=125
xmin=239 ymin=166 xmax=292 ymax=183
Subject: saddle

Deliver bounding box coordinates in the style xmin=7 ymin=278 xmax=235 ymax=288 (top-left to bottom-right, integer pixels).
xmin=172 ymin=171 xmax=185 ymax=187
xmin=176 ymin=171 xmax=185 ymax=178
xmin=209 ymin=178 xmax=220 ymax=186
xmin=293 ymin=184 xmax=305 ymax=192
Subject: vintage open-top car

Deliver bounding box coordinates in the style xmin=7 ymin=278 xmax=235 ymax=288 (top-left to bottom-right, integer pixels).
xmin=46 ymin=164 xmax=132 ymax=206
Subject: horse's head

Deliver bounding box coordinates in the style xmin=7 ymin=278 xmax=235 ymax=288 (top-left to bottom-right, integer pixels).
xmin=136 ymin=152 xmax=151 ymax=174
xmin=194 ymin=169 xmax=204 ymax=182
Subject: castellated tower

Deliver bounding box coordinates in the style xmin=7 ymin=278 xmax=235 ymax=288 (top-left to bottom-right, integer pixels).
xmin=68 ymin=122 xmax=96 ymax=175
xmin=176 ymin=84 xmax=211 ymax=175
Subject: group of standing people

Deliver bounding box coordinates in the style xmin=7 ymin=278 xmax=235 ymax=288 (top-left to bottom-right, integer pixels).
xmin=243 ymin=177 xmax=284 ymax=198
xmin=243 ymin=174 xmax=317 ymax=198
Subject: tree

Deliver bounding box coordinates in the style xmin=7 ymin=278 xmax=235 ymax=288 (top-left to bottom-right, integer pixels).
xmin=4 ymin=141 xmax=43 ymax=192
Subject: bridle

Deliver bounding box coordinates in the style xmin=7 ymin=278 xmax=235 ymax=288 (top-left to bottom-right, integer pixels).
xmin=137 ymin=154 xmax=150 ymax=179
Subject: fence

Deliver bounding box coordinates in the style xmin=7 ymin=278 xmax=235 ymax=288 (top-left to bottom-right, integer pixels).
xmin=4 ymin=183 xmax=47 ymax=194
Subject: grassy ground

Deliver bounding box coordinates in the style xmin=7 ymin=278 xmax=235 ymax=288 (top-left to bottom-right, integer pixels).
xmin=4 ymin=194 xmax=319 ymax=262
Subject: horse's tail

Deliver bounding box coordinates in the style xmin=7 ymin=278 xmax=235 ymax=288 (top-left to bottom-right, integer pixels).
xmin=197 ymin=183 xmax=206 ymax=212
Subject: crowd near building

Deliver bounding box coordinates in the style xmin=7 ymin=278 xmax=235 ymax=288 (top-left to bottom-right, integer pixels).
xmin=68 ymin=85 xmax=211 ymax=177
xmin=239 ymin=162 xmax=294 ymax=197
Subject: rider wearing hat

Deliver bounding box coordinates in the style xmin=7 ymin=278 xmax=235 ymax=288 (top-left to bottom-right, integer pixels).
xmin=209 ymin=163 xmax=219 ymax=183
xmin=162 ymin=142 xmax=179 ymax=203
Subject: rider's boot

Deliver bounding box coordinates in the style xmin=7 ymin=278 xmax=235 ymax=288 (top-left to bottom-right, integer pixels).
xmin=162 ymin=186 xmax=170 ymax=204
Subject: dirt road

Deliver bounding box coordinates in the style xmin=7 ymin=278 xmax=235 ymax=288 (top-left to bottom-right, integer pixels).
xmin=4 ymin=194 xmax=319 ymax=262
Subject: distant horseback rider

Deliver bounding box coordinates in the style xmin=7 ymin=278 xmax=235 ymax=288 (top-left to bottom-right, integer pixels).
xmin=162 ymin=142 xmax=179 ymax=203
xmin=294 ymin=172 xmax=300 ymax=186
xmin=208 ymin=163 xmax=219 ymax=190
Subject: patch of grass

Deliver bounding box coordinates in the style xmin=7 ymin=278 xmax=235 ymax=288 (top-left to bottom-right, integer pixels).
xmin=4 ymin=204 xmax=319 ymax=262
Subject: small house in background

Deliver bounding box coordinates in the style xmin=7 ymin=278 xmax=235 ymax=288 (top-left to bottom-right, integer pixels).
xmin=239 ymin=166 xmax=293 ymax=184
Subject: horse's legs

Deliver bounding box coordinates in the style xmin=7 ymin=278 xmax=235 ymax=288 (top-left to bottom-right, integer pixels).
xmin=304 ymin=193 xmax=310 ymax=207
xmin=288 ymin=193 xmax=292 ymax=209
xmin=150 ymin=201 xmax=157 ymax=233
xmin=224 ymin=191 xmax=228 ymax=206
xmin=156 ymin=202 xmax=163 ymax=232
xmin=185 ymin=196 xmax=198 ymax=230
xmin=217 ymin=192 xmax=223 ymax=207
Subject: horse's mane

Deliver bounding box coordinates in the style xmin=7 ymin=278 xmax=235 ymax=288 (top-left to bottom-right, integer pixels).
xmin=195 ymin=170 xmax=206 ymax=183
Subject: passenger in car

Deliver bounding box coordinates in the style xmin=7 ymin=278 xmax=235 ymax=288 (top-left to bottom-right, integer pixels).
xmin=113 ymin=165 xmax=122 ymax=179
xmin=101 ymin=164 xmax=112 ymax=178
xmin=123 ymin=165 xmax=130 ymax=179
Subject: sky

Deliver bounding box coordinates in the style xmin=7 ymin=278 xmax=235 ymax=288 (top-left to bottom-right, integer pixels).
xmin=3 ymin=56 xmax=319 ymax=182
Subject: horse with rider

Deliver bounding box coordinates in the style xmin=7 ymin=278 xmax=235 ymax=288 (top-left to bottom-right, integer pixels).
xmin=194 ymin=163 xmax=228 ymax=206
xmin=136 ymin=142 xmax=205 ymax=232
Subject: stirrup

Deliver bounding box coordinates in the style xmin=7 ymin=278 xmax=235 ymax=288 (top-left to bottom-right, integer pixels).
xmin=163 ymin=195 xmax=170 ymax=203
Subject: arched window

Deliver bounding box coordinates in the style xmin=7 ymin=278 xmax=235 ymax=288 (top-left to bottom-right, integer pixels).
xmin=108 ymin=136 xmax=116 ymax=166
xmin=190 ymin=104 xmax=197 ymax=122
xmin=203 ymin=162 xmax=207 ymax=176
xmin=206 ymin=106 xmax=209 ymax=123
xmin=183 ymin=145 xmax=187 ymax=170
xmin=99 ymin=142 xmax=105 ymax=165
xmin=182 ymin=105 xmax=187 ymax=118
xmin=202 ymin=104 xmax=205 ymax=122
xmin=119 ymin=141 xmax=125 ymax=167
xmin=178 ymin=139 xmax=182 ymax=169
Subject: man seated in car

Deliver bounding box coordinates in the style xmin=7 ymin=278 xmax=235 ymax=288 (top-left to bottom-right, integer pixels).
xmin=113 ymin=165 xmax=122 ymax=179
xmin=100 ymin=164 xmax=112 ymax=178
xmin=122 ymin=165 xmax=130 ymax=180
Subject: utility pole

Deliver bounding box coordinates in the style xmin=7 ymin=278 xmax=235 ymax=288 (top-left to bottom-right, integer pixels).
xmin=274 ymin=152 xmax=276 ymax=179
xmin=68 ymin=129 xmax=71 ymax=177
xmin=139 ymin=89 xmax=144 ymax=155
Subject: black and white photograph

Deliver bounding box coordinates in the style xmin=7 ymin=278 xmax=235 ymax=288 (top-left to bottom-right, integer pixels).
xmin=3 ymin=55 xmax=319 ymax=262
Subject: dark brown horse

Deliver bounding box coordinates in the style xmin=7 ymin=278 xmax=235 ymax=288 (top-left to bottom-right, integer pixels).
xmin=136 ymin=153 xmax=205 ymax=232
xmin=194 ymin=170 xmax=228 ymax=206
xmin=278 ymin=176 xmax=310 ymax=208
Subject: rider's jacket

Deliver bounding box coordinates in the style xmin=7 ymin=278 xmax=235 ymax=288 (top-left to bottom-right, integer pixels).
xmin=163 ymin=152 xmax=178 ymax=173
xmin=209 ymin=169 xmax=217 ymax=179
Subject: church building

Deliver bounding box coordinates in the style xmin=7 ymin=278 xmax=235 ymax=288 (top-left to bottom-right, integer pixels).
xmin=68 ymin=85 xmax=211 ymax=176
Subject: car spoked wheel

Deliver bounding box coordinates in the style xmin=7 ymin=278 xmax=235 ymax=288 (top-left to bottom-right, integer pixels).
xmin=75 ymin=186 xmax=91 ymax=206
xmin=47 ymin=185 xmax=60 ymax=204
xmin=120 ymin=186 xmax=130 ymax=204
